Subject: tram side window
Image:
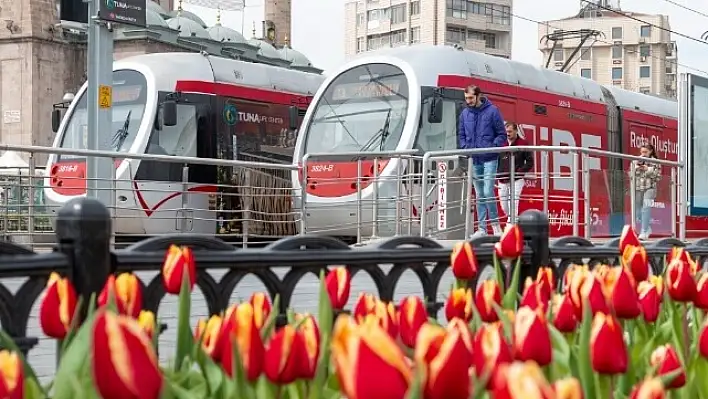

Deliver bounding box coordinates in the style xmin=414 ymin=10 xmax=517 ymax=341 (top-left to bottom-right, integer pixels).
xmin=148 ymin=104 xmax=197 ymax=157
xmin=415 ymin=98 xmax=458 ymax=151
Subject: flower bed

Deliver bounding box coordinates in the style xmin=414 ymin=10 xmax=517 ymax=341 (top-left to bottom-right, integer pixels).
xmin=0 ymin=224 xmax=706 ymax=398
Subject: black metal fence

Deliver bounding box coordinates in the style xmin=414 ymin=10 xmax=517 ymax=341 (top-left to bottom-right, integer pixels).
xmin=1 ymin=197 xmax=708 ymax=360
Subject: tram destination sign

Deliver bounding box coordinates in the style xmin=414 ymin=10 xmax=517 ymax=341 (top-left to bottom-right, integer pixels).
xmin=331 ymin=77 xmax=405 ymax=101
xmin=99 ymin=0 xmax=147 ymax=27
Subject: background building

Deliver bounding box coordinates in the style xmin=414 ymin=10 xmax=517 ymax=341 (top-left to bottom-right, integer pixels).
xmin=538 ymin=1 xmax=677 ymax=98
xmin=343 ymin=0 xmax=513 ymax=58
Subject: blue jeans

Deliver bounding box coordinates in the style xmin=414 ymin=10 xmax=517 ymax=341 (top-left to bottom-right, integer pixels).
xmin=472 ymin=159 xmax=499 ymax=231
xmin=635 ymin=188 xmax=656 ymax=234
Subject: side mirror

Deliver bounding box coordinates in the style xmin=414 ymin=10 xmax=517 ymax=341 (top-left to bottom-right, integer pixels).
xmin=51 ymin=109 xmax=62 ymax=132
xmin=428 ymin=97 xmax=443 ymax=124
xmin=288 ymin=106 xmax=299 ymax=130
xmin=163 ymin=100 xmax=177 ymax=127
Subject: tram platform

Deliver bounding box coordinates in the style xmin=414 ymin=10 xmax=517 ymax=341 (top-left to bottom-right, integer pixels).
xmin=350 ymin=236 xmax=617 ymax=249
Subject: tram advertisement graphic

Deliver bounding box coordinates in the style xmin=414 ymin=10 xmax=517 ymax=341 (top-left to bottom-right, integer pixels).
xmin=99 ymin=0 xmax=146 ymax=27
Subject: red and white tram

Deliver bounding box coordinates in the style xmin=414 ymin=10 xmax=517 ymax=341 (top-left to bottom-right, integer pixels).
xmin=292 ymin=44 xmax=704 ymax=239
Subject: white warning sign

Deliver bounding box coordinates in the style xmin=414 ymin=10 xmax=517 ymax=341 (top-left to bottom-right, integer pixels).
xmin=437 ymin=161 xmax=447 ymax=230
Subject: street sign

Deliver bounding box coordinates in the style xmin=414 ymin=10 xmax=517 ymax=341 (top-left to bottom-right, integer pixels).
xmin=99 ymin=0 xmax=147 ymax=27
xmin=99 ymin=85 xmax=112 ymax=109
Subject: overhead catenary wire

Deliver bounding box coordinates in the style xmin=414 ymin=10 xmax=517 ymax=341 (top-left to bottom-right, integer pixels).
xmin=659 ymin=0 xmax=708 ymax=20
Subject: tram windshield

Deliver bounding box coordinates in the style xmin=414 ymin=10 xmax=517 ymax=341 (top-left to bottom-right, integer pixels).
xmin=57 ymin=70 xmax=148 ymax=160
xmin=303 ymin=63 xmax=408 ymax=154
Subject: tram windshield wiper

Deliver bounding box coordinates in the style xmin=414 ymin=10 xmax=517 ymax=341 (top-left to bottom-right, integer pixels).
xmin=354 ymin=109 xmax=392 ymax=159
xmin=112 ymin=110 xmax=132 ymax=151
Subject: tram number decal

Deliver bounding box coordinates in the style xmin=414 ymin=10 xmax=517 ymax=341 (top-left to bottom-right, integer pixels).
xmin=437 ymin=162 xmax=447 ymax=230
xmin=310 ymin=164 xmax=334 ymax=173
xmin=558 ymin=100 xmax=571 ymax=108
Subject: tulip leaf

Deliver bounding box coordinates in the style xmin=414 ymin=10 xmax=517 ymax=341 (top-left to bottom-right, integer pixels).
xmin=694 ymin=357 xmax=708 ymax=399
xmin=309 ymin=269 xmax=334 ymax=399
xmin=59 ymin=294 xmax=86 ymax=359
xmin=493 ymin=254 xmax=505 ymax=293
xmin=656 ymin=368 xmax=683 ymax=388
xmin=165 ymin=379 xmax=200 ymax=399
xmin=670 ymin=302 xmax=687 ymax=364
xmin=260 ymin=294 xmax=280 ymax=341
xmin=404 ymin=366 xmax=424 ymax=399
xmin=502 ymin=257 xmax=522 ymax=309
xmin=174 ymin=271 xmax=193 ymax=373
xmin=195 ymin=346 xmax=224 ymax=396
xmin=0 ymin=329 xmax=42 ymax=394
xmin=255 ymin=376 xmax=276 ymax=398
xmin=549 ymin=325 xmax=570 ymax=369
xmin=24 ymin=377 xmax=45 ymax=399
xmin=576 ymin=298 xmax=595 ymax=399
xmin=229 ymin=332 xmax=253 ymax=399
xmin=48 ymin=310 xmax=99 ymax=399
xmin=492 ymin=303 xmax=513 ymax=344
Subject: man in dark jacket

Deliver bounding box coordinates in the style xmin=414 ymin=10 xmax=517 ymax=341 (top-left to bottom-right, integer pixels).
xmin=458 ymin=85 xmax=507 ymax=237
xmin=497 ymin=122 xmax=534 ymax=225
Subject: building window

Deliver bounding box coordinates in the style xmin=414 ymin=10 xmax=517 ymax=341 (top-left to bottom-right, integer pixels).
xmin=446 ymin=26 xmax=466 ymax=44
xmin=468 ymin=30 xmax=496 ymax=48
xmin=446 ymin=0 xmax=466 ymax=19
xmin=366 ymin=29 xmax=407 ymax=50
xmin=580 ymin=47 xmax=591 ymax=60
xmin=356 ymin=37 xmax=365 ymax=52
xmin=612 ymin=67 xmax=623 ymax=80
xmin=639 ymin=86 xmax=651 ymax=94
xmin=367 ymin=8 xmax=389 ymax=22
xmin=357 ymin=12 xmax=365 ymax=27
xmin=612 ymin=45 xmax=622 ymax=59
xmin=391 ymin=4 xmax=406 ymax=24
xmin=641 ymin=25 xmax=651 ymax=37
xmin=639 ymin=45 xmax=650 ymax=57
xmin=411 ymin=26 xmax=421 ymax=43
xmin=612 ymin=27 xmax=623 ymax=39
xmin=410 ymin=1 xmax=420 ymax=16
xmin=666 ymin=63 xmax=673 ymax=74
xmin=553 ymin=49 xmax=564 ymax=61
xmin=391 ymin=29 xmax=406 ymax=46
xmin=640 ymin=66 xmax=651 ymax=78
xmin=581 ymin=68 xmax=592 ymax=79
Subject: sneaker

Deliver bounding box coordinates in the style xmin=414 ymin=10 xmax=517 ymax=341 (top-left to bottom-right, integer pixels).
xmin=470 ymin=229 xmax=487 ymax=239
xmin=638 ymin=232 xmax=649 ymax=241
xmin=491 ymin=223 xmax=503 ymax=236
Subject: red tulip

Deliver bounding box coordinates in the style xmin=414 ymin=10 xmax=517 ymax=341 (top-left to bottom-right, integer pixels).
xmin=446 ymin=318 xmax=474 ymax=354
xmin=98 ymin=273 xmax=143 ymax=319
xmin=668 ymin=248 xmax=697 ymax=275
xmin=475 ymin=280 xmax=502 ymax=323
xmin=371 ymin=300 xmax=399 ymax=339
xmin=619 ymin=225 xmax=641 ymax=254
xmin=637 ymin=279 xmax=662 ymax=323
xmin=604 ymin=266 xmax=640 ymax=319
xmin=137 ymin=310 xmax=156 ymax=340
xmin=264 ymin=325 xmax=309 ymax=385
xmin=492 ymin=361 xmax=556 ymax=399
xmin=248 ymin=292 xmax=272 ymax=329
xmin=590 ymin=312 xmax=627 ymax=375
xmin=622 ymin=245 xmax=650 ymax=283
xmin=553 ymin=377 xmax=584 ymax=399
xmin=353 ymin=293 xmax=378 ymax=321
xmin=0 ymin=350 xmax=23 ymax=399
xmin=415 ymin=323 xmax=473 ymax=399
xmin=195 ymin=315 xmax=224 ymax=360
xmin=520 ymin=277 xmax=549 ymax=314
xmin=494 ymin=224 xmax=524 ymax=259
xmin=445 ymin=287 xmax=474 ymax=322
xmin=568 ymin=268 xmax=609 ymax=319
xmin=451 ymin=241 xmax=478 ymax=280
xmin=472 ymin=323 xmax=513 ymax=389
xmin=398 ymin=296 xmax=428 ymax=348
xmin=39 ymin=272 xmax=78 ymax=339
xmin=221 ymin=303 xmax=265 ymax=381
xmin=536 ymin=267 xmax=555 ymax=300
xmin=552 ymin=294 xmax=578 ymax=333
xmin=324 ymin=267 xmax=351 ymax=310
xmin=91 ymin=310 xmax=162 ymax=399
xmin=294 ymin=313 xmax=320 ymax=379
xmin=629 ymin=378 xmax=665 ymax=399
xmin=695 ymin=273 xmax=708 ymax=310
xmin=331 ymin=315 xmax=411 ymax=399
xmin=698 ymin=318 xmax=708 ymax=359
xmin=666 ymin=258 xmax=697 ymax=303
xmin=650 ymin=344 xmax=685 ymax=389
xmin=562 ymin=265 xmax=589 ymax=294
xmin=161 ymin=244 xmax=196 ymax=295
xmin=513 ymin=306 xmax=552 ymax=366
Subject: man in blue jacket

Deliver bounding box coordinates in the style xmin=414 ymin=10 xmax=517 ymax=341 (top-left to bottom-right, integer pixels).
xmin=458 ymin=85 xmax=507 ymax=238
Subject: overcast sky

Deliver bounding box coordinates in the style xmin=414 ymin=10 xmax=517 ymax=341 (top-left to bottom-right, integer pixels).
xmin=182 ymin=0 xmax=708 ymax=76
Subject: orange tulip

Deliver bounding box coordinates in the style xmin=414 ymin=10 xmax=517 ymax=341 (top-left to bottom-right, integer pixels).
xmin=161 ymin=244 xmax=196 ymax=295
xmin=137 ymin=310 xmax=156 ymax=340
xmin=622 ymin=245 xmax=650 ymax=283
xmin=629 ymin=378 xmax=665 ymax=399
xmin=0 ymin=350 xmax=23 ymax=399
xmin=91 ymin=310 xmax=162 ymax=399
xmin=264 ymin=325 xmax=309 ymax=385
xmin=39 ymin=272 xmax=78 ymax=339
xmin=650 ymin=344 xmax=685 ymax=389
xmin=568 ymin=267 xmax=609 ymax=319
xmin=294 ymin=313 xmax=320 ymax=379
xmin=590 ymin=312 xmax=627 ymax=375
xmin=552 ymin=293 xmax=578 ymax=333
xmin=637 ymin=279 xmax=662 ymax=323
xmin=699 ymin=319 xmax=708 ymax=359
xmin=442 ymin=287 xmax=471 ymax=322
xmin=195 ymin=315 xmax=224 ymax=360
xmin=553 ymin=377 xmax=584 ymax=399
xmin=221 ymin=303 xmax=265 ymax=381
xmin=619 ymin=224 xmax=641 ymax=254
xmin=604 ymin=266 xmax=640 ymax=319
xmin=475 ymin=280 xmax=502 ymax=323
xmin=353 ymin=293 xmax=378 ymax=320
xmin=536 ymin=267 xmax=555 ymax=300
xmin=324 ymin=266 xmax=351 ymax=310
xmin=248 ymin=292 xmax=272 ymax=329
xmin=695 ymin=273 xmax=708 ymax=310
xmin=494 ymin=224 xmax=524 ymax=259
xmin=398 ymin=296 xmax=429 ymax=348
xmin=513 ymin=306 xmax=552 ymax=366
xmin=415 ymin=323 xmax=473 ymax=399
xmin=520 ymin=277 xmax=549 ymax=314
xmin=98 ymin=273 xmax=143 ymax=318
xmin=331 ymin=315 xmax=412 ymax=399
xmin=666 ymin=258 xmax=697 ymax=303
xmin=492 ymin=361 xmax=555 ymax=399
xmin=472 ymin=323 xmax=513 ymax=389
xmin=451 ymin=241 xmax=478 ymax=280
